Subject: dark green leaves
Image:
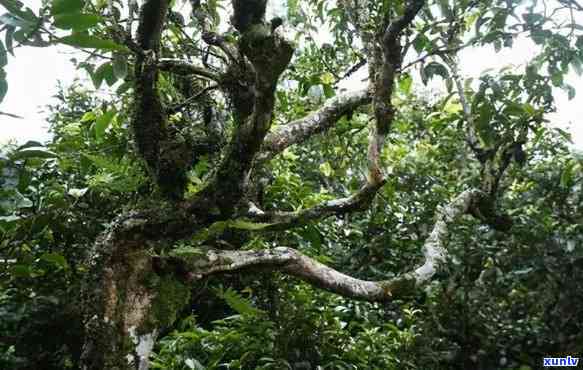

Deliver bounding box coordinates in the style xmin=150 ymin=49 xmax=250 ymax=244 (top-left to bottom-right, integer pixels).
xmin=90 ymin=62 xmax=119 ymax=88
xmin=59 ymin=34 xmax=125 ymax=51
xmin=112 ymin=53 xmax=128 ymax=80
xmin=421 ymin=62 xmax=449 ymax=85
xmin=0 ymin=70 xmax=7 ymax=102
xmin=0 ymin=12 xmax=34 ymax=28
xmin=0 ymin=40 xmax=6 ymax=67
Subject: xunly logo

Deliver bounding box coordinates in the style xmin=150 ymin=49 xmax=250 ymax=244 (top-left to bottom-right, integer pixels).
xmin=543 ymin=356 xmax=580 ymax=367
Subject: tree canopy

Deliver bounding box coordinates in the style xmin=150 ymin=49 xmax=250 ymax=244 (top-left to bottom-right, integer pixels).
xmin=0 ymin=0 xmax=582 ymax=369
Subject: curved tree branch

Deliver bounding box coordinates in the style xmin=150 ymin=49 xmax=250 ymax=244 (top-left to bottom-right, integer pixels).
xmin=178 ymin=189 xmax=481 ymax=302
xmin=258 ymin=88 xmax=371 ymax=162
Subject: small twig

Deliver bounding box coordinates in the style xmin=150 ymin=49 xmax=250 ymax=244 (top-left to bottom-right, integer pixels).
xmin=0 ymin=111 xmax=24 ymax=119
xmin=167 ymin=83 xmax=219 ymax=115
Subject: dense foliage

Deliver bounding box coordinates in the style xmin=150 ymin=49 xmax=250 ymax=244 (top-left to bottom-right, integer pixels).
xmin=1 ymin=0 xmax=582 ymax=369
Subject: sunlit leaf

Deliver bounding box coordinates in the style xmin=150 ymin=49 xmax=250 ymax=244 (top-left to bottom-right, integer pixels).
xmin=94 ymin=108 xmax=116 ymax=140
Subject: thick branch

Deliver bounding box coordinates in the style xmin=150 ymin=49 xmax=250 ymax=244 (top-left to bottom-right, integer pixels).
xmin=181 ymin=189 xmax=480 ymax=302
xmin=367 ymin=0 xmax=426 ymax=185
xmin=384 ymin=0 xmax=426 ymax=42
xmin=194 ymin=3 xmax=294 ymax=217
xmin=258 ymin=88 xmax=371 ymax=162
xmin=131 ymin=0 xmax=170 ymax=187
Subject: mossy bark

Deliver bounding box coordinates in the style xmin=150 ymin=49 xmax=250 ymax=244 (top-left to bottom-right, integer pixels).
xmin=80 ymin=233 xmax=191 ymax=370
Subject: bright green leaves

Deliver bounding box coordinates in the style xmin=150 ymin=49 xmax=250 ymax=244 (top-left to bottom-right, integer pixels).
xmin=51 ymin=0 xmax=102 ymax=32
xmin=319 ymin=162 xmax=334 ymax=177
xmin=59 ymin=34 xmax=124 ymax=51
xmin=215 ymin=287 xmax=263 ymax=316
xmin=51 ymin=0 xmax=84 ymax=15
xmin=94 ymin=108 xmax=116 ymax=140
xmin=398 ymin=73 xmax=413 ymax=95
xmin=48 ymin=0 xmax=122 ymax=50
xmin=81 ymin=107 xmax=117 ymax=140
xmin=53 ymin=13 xmax=102 ymax=31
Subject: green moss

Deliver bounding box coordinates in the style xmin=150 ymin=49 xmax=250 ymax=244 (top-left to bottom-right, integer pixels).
xmin=146 ymin=274 xmax=191 ymax=332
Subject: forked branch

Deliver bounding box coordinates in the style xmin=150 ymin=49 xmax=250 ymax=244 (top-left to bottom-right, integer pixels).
xmin=179 ymin=189 xmax=481 ymax=302
xmin=247 ymin=182 xmax=385 ymax=229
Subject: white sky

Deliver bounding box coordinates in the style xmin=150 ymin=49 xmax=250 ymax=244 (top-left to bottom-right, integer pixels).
xmin=0 ymin=0 xmax=581 ymax=148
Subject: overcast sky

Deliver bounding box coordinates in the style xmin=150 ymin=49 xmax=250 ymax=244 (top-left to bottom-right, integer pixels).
xmin=0 ymin=1 xmax=581 ymax=148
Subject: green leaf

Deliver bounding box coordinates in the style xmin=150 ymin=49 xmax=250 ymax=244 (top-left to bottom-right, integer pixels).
xmin=169 ymin=246 xmax=204 ymax=258
xmin=81 ymin=110 xmax=96 ymax=122
xmin=0 ymin=0 xmax=36 ymax=21
xmin=476 ymin=103 xmax=495 ymax=147
xmin=51 ymin=0 xmax=84 ymax=15
xmin=563 ymin=84 xmax=575 ymax=100
xmin=53 ymin=13 xmax=102 ymax=30
xmin=91 ymin=62 xmax=115 ymax=88
xmin=503 ymin=102 xmax=525 ymax=117
xmin=399 ymin=73 xmax=413 ymax=94
xmin=322 ymin=83 xmax=335 ymax=98
xmin=320 ymin=72 xmax=334 ymax=85
xmin=5 ymin=25 xmax=14 ymax=56
xmin=229 ymin=219 xmax=273 ymax=231
xmin=421 ymin=62 xmax=449 ymax=85
xmin=522 ymin=13 xmax=544 ymax=26
xmin=112 ymin=53 xmax=128 ymax=80
xmin=10 ymin=264 xmax=31 ymax=278
xmin=0 ymin=40 xmax=6 ymax=67
xmin=320 ymin=161 xmax=334 ymax=177
xmin=0 ymin=70 xmax=7 ymax=103
xmin=17 ymin=140 xmax=43 ymax=150
xmin=216 ymin=287 xmax=262 ymax=316
xmin=413 ymin=33 xmax=430 ymax=53
xmin=94 ymin=109 xmax=115 ymax=140
xmin=12 ymin=147 xmax=58 ymax=160
xmin=59 ymin=34 xmax=125 ymax=51
xmin=0 ymin=12 xmax=33 ymax=27
xmin=40 ymin=252 xmax=68 ymax=269
xmin=551 ymin=71 xmax=563 ymax=87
